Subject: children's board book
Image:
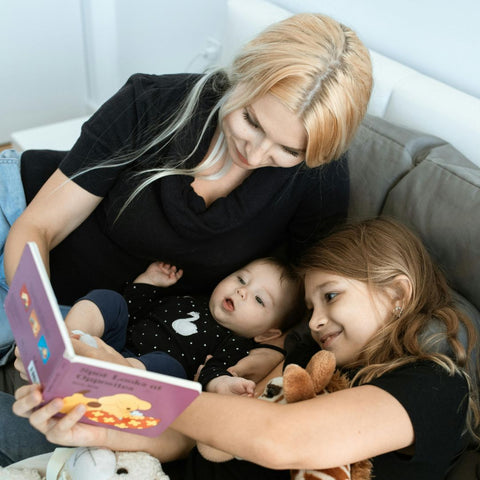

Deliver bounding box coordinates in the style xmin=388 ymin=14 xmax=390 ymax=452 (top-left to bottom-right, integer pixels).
xmin=5 ymin=242 xmax=201 ymax=437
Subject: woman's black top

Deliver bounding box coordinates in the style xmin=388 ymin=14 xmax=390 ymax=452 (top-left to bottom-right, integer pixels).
xmin=20 ymin=73 xmax=349 ymax=304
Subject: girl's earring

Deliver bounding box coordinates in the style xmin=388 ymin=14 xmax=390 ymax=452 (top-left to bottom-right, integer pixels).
xmin=393 ymin=305 xmax=403 ymax=318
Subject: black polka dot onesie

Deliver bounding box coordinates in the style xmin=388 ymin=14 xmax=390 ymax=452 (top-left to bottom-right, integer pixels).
xmin=115 ymin=283 xmax=255 ymax=388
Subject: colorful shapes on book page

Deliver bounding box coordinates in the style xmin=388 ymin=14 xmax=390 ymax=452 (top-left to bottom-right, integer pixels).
xmin=20 ymin=283 xmax=31 ymax=309
xmin=37 ymin=335 xmax=50 ymax=364
xmin=29 ymin=310 xmax=41 ymax=337
xmin=85 ymin=410 xmax=161 ymax=430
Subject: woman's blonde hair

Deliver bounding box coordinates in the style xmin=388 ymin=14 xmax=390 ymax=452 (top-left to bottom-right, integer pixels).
xmin=298 ymin=217 xmax=479 ymax=439
xmin=221 ymin=13 xmax=372 ymax=166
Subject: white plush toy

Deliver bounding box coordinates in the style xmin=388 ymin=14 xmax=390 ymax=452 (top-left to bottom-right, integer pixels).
xmin=0 ymin=466 xmax=43 ymax=479
xmin=0 ymin=447 xmax=170 ymax=480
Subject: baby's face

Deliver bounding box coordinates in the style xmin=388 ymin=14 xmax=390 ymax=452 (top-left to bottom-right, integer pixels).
xmin=209 ymin=260 xmax=290 ymax=338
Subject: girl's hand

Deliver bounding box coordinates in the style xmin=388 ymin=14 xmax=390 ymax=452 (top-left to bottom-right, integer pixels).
xmin=12 ymin=384 xmax=109 ymax=447
xmin=134 ymin=261 xmax=183 ymax=287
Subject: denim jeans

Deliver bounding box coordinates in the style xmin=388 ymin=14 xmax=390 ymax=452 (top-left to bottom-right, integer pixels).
xmin=0 ymin=391 xmax=58 ymax=466
xmin=0 ymin=150 xmax=70 ymax=365
xmin=0 ymin=150 xmax=26 ymax=365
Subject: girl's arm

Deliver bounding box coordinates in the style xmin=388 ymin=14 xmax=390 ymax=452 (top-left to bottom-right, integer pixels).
xmin=171 ymin=385 xmax=414 ymax=470
xmin=4 ymin=169 xmax=102 ymax=283
xmin=14 ymin=380 xmax=414 ymax=470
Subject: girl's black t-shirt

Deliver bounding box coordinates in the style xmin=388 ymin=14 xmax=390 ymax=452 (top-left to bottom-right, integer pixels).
xmin=367 ymin=361 xmax=469 ymax=479
xmin=282 ymin=331 xmax=470 ymax=480
xmin=20 ymin=73 xmax=349 ymax=305
xmin=168 ymin=361 xmax=469 ymax=480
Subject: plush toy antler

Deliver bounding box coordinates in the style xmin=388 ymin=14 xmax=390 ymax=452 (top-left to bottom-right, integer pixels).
xmin=282 ymin=350 xmax=372 ymax=480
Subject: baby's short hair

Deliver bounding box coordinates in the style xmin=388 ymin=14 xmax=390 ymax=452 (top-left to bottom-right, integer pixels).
xmin=253 ymin=257 xmax=306 ymax=332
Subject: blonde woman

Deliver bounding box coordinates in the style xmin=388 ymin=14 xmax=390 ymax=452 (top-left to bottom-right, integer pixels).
xmin=0 ymin=13 xmax=372 ymax=369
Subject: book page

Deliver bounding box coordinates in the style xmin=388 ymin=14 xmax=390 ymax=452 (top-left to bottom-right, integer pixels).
xmin=48 ymin=357 xmax=200 ymax=436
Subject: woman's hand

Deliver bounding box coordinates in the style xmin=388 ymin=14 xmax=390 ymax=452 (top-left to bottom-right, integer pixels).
xmin=70 ymin=336 xmax=132 ymax=368
xmin=12 ymin=384 xmax=180 ymax=457
xmin=12 ymin=384 xmax=109 ymax=447
xmin=14 ymin=346 xmax=28 ymax=381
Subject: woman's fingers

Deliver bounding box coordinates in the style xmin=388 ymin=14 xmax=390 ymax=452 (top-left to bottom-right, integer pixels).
xmin=12 ymin=384 xmax=109 ymax=447
xmin=13 ymin=384 xmax=45 ymax=417
xmin=13 ymin=346 xmax=28 ymax=379
xmin=71 ymin=337 xmax=132 ymax=367
xmin=28 ymin=397 xmax=65 ymax=431
xmin=13 ymin=384 xmax=75 ymax=435
xmin=41 ymin=405 xmax=86 ymax=441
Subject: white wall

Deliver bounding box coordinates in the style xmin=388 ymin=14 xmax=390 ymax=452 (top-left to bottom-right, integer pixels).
xmin=1 ymin=0 xmax=227 ymax=144
xmin=3 ymin=0 xmax=479 ymax=146
xmin=82 ymin=0 xmax=227 ymax=110
xmin=274 ymin=0 xmax=480 ymax=100
xmin=0 ymin=0 xmax=89 ymax=143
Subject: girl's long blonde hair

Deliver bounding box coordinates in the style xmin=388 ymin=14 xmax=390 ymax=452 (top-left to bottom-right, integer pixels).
xmin=298 ymin=217 xmax=479 ymax=440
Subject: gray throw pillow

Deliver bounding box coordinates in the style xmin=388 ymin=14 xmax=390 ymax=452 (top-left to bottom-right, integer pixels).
xmin=383 ymin=143 xmax=480 ymax=314
xmin=347 ymin=114 xmax=444 ymax=221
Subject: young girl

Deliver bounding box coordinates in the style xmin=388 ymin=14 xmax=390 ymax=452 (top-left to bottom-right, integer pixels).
xmin=10 ymin=217 xmax=479 ymax=479
xmin=0 ymin=12 xmax=372 ymax=367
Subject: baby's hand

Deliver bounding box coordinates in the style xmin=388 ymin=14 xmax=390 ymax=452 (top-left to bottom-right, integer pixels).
xmin=206 ymin=375 xmax=256 ymax=397
xmin=228 ymin=347 xmax=284 ymax=383
xmin=134 ymin=261 xmax=183 ymax=287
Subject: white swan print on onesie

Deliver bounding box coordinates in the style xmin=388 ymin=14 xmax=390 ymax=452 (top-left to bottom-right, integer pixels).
xmin=172 ymin=311 xmax=200 ymax=336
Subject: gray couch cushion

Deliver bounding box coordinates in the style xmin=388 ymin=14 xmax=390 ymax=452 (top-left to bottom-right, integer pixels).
xmin=348 ymin=115 xmax=480 ymax=359
xmin=382 ymin=143 xmax=480 ymax=314
xmin=348 ymin=114 xmax=444 ymax=221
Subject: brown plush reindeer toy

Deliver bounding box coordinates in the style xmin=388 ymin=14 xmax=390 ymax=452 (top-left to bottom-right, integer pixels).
xmin=198 ymin=350 xmax=372 ymax=480
xmin=278 ymin=350 xmax=372 ymax=480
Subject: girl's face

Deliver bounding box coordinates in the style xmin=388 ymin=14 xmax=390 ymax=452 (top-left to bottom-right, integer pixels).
xmin=304 ymin=270 xmax=394 ymax=367
xmin=222 ymin=92 xmax=307 ymax=170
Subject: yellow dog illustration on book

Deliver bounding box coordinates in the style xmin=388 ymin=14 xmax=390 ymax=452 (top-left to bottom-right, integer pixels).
xmin=60 ymin=391 xmax=161 ymax=430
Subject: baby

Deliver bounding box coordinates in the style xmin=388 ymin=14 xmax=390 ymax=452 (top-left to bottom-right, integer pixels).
xmin=65 ymin=257 xmax=304 ymax=393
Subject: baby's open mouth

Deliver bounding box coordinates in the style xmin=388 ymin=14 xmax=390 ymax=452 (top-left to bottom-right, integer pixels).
xmin=223 ymin=298 xmax=235 ymax=312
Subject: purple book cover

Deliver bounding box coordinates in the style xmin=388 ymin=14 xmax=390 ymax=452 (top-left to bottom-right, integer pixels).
xmin=5 ymin=242 xmax=201 ymax=437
